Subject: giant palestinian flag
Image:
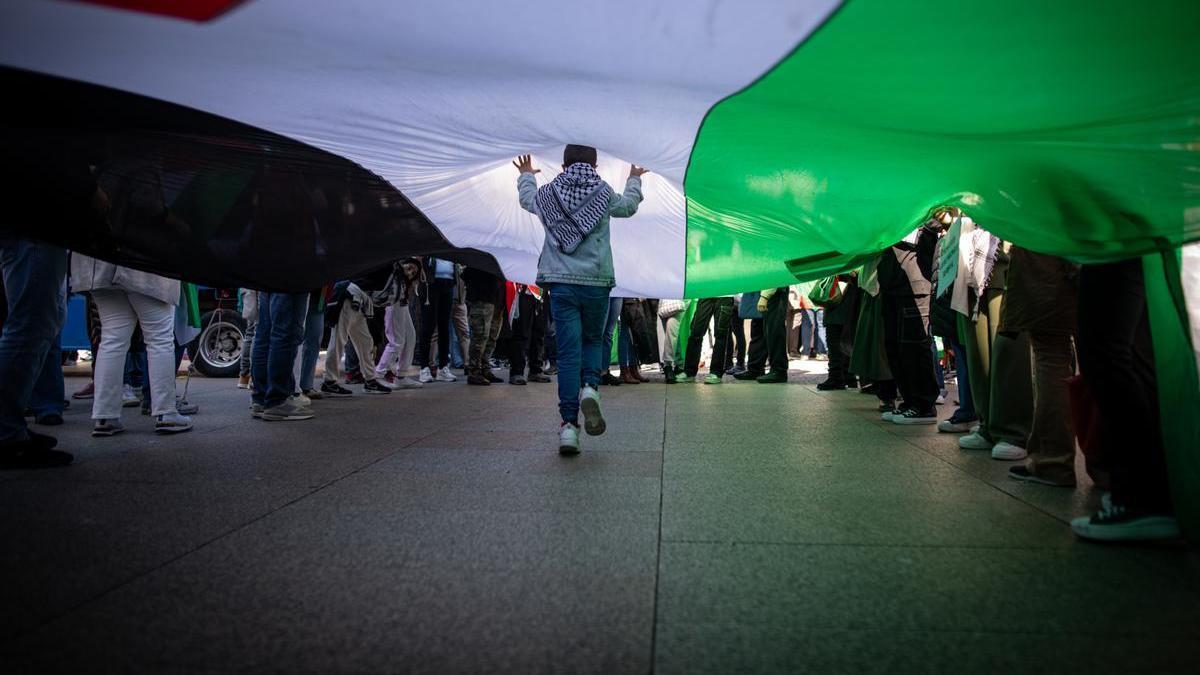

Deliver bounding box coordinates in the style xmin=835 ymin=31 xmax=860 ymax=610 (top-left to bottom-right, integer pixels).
xmin=1 ymin=0 xmax=1199 ymax=530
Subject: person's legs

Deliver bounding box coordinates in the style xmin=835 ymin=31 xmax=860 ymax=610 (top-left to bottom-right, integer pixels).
xmin=298 ymin=306 xmax=324 ymax=392
xmin=799 ymin=309 xmax=814 ymax=355
xmin=709 ymin=298 xmax=733 ymax=376
xmin=1077 ymin=259 xmax=1170 ymax=512
xmin=661 ymin=315 xmax=681 ymax=369
xmin=30 ymin=275 xmax=68 ymax=418
xmin=949 ymin=334 xmax=977 ymax=421
xmin=822 ymin=323 xmax=846 ymax=386
xmin=893 ymin=295 xmax=939 ymax=412
xmin=730 ymin=311 xmax=747 ymax=369
xmin=416 ymin=295 xmax=436 ymax=369
xmin=375 ymin=304 xmax=401 ymax=378
xmin=813 ymin=309 xmax=827 ymax=355
xmin=578 ymin=287 xmax=610 ymax=391
xmin=90 ymin=289 xmax=139 ymax=421
xmin=341 ymin=306 xmax=380 ymax=383
xmin=323 ymin=303 xmax=349 ymax=384
xmin=745 ymin=318 xmax=766 ymax=376
xmin=509 ymin=294 xmax=536 ymax=378
xmin=467 ymin=301 xmax=494 ymax=377
xmin=484 ymin=303 xmax=503 ymax=365
xmin=684 ymin=298 xmax=718 ymax=377
xmin=599 ymin=296 xmax=622 ymax=376
xmin=0 ymin=239 xmax=68 ymax=443
xmin=617 ymin=319 xmax=635 ymax=366
xmin=126 ymin=292 xmax=178 ymax=417
xmin=988 ymin=330 xmax=1033 ymax=446
xmin=1022 ymin=331 xmax=1077 ymax=484
xmin=250 ymin=292 xmax=272 ymax=407
xmin=432 ymin=281 xmax=454 ymax=369
xmin=264 ymin=293 xmax=307 ymax=407
xmin=528 ymin=298 xmax=545 ymax=375
xmin=344 ymin=340 xmax=361 ymax=378
xmin=452 ymin=301 xmax=470 ymax=370
xmin=762 ymin=289 xmax=789 ymax=378
xmin=239 ymin=290 xmax=257 ymax=380
xmin=551 ymin=285 xmax=584 ymax=424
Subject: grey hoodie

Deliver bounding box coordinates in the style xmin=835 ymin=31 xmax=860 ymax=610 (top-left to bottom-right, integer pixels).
xmin=518 ymin=172 xmax=642 ymax=287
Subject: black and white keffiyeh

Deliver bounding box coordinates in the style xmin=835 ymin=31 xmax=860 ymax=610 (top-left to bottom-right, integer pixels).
xmin=533 ymin=162 xmax=614 ymax=254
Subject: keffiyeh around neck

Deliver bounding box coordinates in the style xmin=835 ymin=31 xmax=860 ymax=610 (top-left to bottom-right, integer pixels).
xmin=533 ymin=162 xmax=614 ymax=254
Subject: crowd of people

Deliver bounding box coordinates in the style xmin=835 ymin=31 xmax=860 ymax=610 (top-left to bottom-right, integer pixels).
xmin=0 ymin=145 xmax=1185 ymax=546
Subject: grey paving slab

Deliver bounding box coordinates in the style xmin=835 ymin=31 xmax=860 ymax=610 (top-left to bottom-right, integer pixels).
xmin=0 ymin=477 xmax=311 ymax=639
xmin=280 ymin=468 xmax=662 ymax=516
xmin=2 ymin=502 xmax=656 ymax=674
xmin=654 ymin=624 xmax=1200 ymax=675
xmin=3 ymin=371 xmax=1196 ymax=674
xmin=656 ymin=541 xmax=1200 ymax=636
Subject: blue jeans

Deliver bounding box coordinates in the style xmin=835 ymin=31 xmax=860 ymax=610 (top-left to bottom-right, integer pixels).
xmin=448 ymin=318 xmax=465 ymax=369
xmin=298 ymin=306 xmax=324 ymax=392
xmin=600 ymin=296 xmax=622 ymax=372
xmin=618 ymin=319 xmax=637 ymax=367
xmin=251 ymin=292 xmax=307 ymax=408
xmin=548 ymin=283 xmax=611 ymax=425
xmin=950 ymin=335 xmax=976 ymax=421
xmin=30 ymin=285 xmax=68 ymax=418
xmin=0 ymin=238 xmax=68 ymax=443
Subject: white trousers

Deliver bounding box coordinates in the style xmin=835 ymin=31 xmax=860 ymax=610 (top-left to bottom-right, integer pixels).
xmin=324 ymin=300 xmax=377 ymax=383
xmin=92 ymin=289 xmax=177 ymax=419
xmin=375 ymin=303 xmax=416 ymax=377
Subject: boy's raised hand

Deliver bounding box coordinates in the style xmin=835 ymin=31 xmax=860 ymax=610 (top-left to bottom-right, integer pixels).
xmin=629 ymin=164 xmax=650 ymax=178
xmin=513 ymin=155 xmax=540 ymax=174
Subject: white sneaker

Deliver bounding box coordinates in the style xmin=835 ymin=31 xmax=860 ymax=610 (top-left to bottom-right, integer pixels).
xmin=436 ymin=368 xmax=457 ymax=383
xmin=121 ymin=384 xmax=141 ymax=408
xmin=558 ymin=423 xmax=581 ymax=455
xmin=969 ymin=423 xmax=981 ymax=434
xmin=418 ymin=368 xmax=434 ymax=384
xmin=938 ymin=418 xmax=976 ymax=433
xmin=958 ymin=431 xmax=992 ymax=450
xmin=393 ymin=377 xmax=424 ymax=389
xmin=703 ymin=373 xmax=722 ymax=385
xmin=580 ymin=386 xmax=606 ymax=436
xmin=155 ymin=411 xmax=194 ymax=434
xmin=881 ymin=409 xmax=898 ymax=422
xmin=294 ymin=392 xmax=312 ymax=407
xmin=991 ymin=441 xmax=1028 ymax=461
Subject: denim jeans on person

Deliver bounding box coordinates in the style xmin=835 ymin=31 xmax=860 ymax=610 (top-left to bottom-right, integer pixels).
xmin=251 ymin=292 xmax=308 ymax=408
xmin=30 ymin=285 xmax=68 ymax=418
xmin=547 ymin=283 xmax=610 ymax=425
xmin=617 ymin=319 xmax=637 ymax=367
xmin=298 ymin=304 xmax=324 ymax=392
xmin=599 ymin=296 xmax=622 ymax=373
xmin=0 ymin=238 xmax=68 ymax=443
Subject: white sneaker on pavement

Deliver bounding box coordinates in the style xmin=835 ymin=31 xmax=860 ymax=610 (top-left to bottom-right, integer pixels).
xmin=580 ymin=386 xmax=606 ymax=436
xmin=991 ymin=441 xmax=1028 ymax=461
xmin=393 ymin=377 xmax=424 ymax=389
xmin=418 ymin=368 xmax=435 ymax=384
xmin=155 ymin=411 xmax=194 ymax=434
xmin=436 ymin=368 xmax=457 ymax=383
xmin=958 ymin=431 xmax=992 ymax=450
xmin=559 ymin=423 xmax=581 ymax=455
xmin=121 ymin=384 xmax=141 ymax=408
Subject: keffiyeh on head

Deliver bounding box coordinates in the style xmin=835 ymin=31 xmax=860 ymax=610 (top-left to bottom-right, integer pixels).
xmin=533 ymin=162 xmax=614 ymax=254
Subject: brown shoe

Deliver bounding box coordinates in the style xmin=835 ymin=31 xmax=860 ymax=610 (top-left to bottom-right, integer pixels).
xmin=620 ymin=366 xmax=641 ymax=385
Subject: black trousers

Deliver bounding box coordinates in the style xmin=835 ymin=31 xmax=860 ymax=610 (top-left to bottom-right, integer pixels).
xmin=825 ymin=323 xmax=853 ymax=384
xmin=745 ymin=318 xmax=766 ymax=375
xmin=416 ymin=279 xmax=454 ymax=368
xmin=509 ymin=293 xmax=546 ymax=376
xmin=880 ymin=293 xmax=938 ymax=410
xmin=725 ymin=311 xmax=747 ymax=369
xmin=684 ymin=297 xmax=734 ymax=376
xmin=1077 ymin=258 xmax=1171 ymax=512
xmin=763 ymin=289 xmax=789 ymax=376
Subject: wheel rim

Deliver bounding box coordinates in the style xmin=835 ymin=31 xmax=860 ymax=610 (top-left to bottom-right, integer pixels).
xmin=198 ymin=321 xmax=243 ymax=370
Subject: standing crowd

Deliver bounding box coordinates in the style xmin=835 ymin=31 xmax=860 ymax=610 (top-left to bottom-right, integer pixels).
xmin=0 ymin=145 xmax=1186 ymax=546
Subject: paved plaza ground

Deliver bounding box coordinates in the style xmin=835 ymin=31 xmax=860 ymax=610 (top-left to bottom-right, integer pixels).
xmin=3 ymin=364 xmax=1199 ymax=673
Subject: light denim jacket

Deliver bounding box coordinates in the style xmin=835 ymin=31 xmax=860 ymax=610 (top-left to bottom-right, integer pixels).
xmin=518 ymin=172 xmax=642 ymax=287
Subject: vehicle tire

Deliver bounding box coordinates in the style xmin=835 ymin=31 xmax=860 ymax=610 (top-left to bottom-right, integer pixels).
xmin=188 ymin=309 xmax=247 ymax=378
